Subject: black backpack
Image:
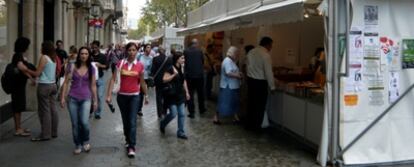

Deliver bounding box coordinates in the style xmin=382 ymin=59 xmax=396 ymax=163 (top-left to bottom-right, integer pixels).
xmin=1 ymin=63 xmax=17 ymax=94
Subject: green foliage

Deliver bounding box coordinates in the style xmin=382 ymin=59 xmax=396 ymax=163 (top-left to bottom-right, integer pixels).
xmin=137 ymin=0 xmax=209 ymax=35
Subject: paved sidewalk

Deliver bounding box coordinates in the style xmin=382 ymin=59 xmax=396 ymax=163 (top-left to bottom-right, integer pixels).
xmin=0 ymin=87 xmax=320 ymax=167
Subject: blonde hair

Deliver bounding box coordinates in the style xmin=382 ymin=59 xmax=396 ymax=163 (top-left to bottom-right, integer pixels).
xmin=226 ymin=46 xmax=239 ymax=57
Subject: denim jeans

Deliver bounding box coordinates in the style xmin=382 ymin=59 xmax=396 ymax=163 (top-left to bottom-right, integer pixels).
xmin=161 ymin=103 xmax=186 ymax=136
xmin=117 ymin=94 xmax=140 ymax=149
xmin=67 ymin=97 xmax=91 ymax=147
xmin=94 ymin=77 xmax=105 ymax=117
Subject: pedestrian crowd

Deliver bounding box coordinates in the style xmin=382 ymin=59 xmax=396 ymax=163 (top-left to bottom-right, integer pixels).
xmin=2 ymin=36 xmax=276 ymax=158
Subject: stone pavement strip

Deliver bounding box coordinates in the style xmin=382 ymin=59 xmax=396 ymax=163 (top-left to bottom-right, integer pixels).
xmin=0 ymin=88 xmax=320 ymax=167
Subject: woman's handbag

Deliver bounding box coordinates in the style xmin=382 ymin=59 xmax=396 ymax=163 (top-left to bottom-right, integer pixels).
xmin=112 ymin=59 xmax=125 ymax=94
xmin=162 ymin=82 xmax=175 ymax=96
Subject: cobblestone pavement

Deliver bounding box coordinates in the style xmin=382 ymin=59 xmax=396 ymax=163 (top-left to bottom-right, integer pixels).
xmin=0 ymin=85 xmax=321 ymax=167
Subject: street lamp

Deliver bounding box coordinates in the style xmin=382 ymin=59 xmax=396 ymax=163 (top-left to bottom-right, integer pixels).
xmin=91 ymin=2 xmax=101 ymax=41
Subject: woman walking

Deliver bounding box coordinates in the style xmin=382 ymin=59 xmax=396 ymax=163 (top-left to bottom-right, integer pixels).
xmin=213 ymin=46 xmax=242 ymax=125
xmin=10 ymin=37 xmax=36 ymax=137
xmin=106 ymin=42 xmax=148 ymax=158
xmin=159 ymin=51 xmax=190 ymax=140
xmin=60 ymin=47 xmax=97 ymax=154
xmin=25 ymin=41 xmax=59 ymax=141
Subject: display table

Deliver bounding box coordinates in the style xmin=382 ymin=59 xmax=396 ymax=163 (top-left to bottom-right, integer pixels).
xmin=267 ymin=90 xmax=324 ymax=147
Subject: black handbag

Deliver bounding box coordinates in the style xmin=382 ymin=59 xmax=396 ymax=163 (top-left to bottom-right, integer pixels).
xmin=162 ymin=82 xmax=175 ymax=96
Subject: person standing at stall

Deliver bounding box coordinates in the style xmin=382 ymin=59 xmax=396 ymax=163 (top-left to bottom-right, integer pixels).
xmin=245 ymin=37 xmax=276 ymax=130
xmin=213 ymin=46 xmax=242 ymax=125
xmin=184 ymin=39 xmax=206 ymax=118
xmin=91 ymin=40 xmax=108 ymax=119
xmin=106 ymin=42 xmax=148 ymax=158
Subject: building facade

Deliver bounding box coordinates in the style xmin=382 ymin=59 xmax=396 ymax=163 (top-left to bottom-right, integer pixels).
xmin=0 ymin=0 xmax=124 ymax=121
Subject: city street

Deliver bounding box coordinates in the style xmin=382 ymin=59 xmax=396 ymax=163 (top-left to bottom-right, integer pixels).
xmin=0 ymin=76 xmax=319 ymax=167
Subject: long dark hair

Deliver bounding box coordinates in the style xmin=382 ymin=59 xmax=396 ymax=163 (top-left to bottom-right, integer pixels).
xmin=12 ymin=37 xmax=31 ymax=65
xmin=41 ymin=41 xmax=57 ymax=62
xmin=75 ymin=47 xmax=94 ymax=81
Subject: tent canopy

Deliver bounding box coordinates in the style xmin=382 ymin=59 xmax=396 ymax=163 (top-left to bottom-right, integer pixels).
xmin=178 ymin=0 xmax=322 ymax=36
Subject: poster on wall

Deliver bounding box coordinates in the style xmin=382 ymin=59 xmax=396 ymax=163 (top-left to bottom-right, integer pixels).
xmin=364 ymin=5 xmax=378 ymax=25
xmin=380 ymin=37 xmax=401 ymax=71
xmin=388 ymin=72 xmax=400 ymax=103
xmin=345 ymin=64 xmax=363 ymax=93
xmin=402 ymin=39 xmax=414 ymax=69
xmin=349 ymin=27 xmax=364 ymax=63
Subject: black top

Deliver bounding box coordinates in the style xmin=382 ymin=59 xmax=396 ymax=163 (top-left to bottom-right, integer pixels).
xmin=164 ymin=65 xmax=186 ymax=106
xmin=92 ymin=53 xmax=107 ymax=78
xmin=184 ymin=46 xmax=204 ymax=79
xmin=151 ymin=54 xmax=172 ymax=87
xmin=11 ymin=54 xmax=35 ymax=93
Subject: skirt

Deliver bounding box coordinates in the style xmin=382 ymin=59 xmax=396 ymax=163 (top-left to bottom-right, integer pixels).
xmin=217 ymin=87 xmax=240 ymax=116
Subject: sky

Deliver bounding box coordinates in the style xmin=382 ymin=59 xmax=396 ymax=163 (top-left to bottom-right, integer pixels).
xmin=124 ymin=0 xmax=145 ymax=29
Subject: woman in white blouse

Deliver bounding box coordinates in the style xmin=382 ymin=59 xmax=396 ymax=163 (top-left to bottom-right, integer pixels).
xmin=213 ymin=46 xmax=243 ymax=125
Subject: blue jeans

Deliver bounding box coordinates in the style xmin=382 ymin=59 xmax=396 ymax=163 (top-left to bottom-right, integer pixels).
xmin=67 ymin=97 xmax=91 ymax=147
xmin=117 ymin=94 xmax=140 ymax=149
xmin=161 ymin=103 xmax=186 ymax=136
xmin=94 ymin=78 xmax=105 ymax=116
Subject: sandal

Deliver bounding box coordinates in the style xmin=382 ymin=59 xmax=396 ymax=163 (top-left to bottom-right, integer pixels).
xmin=14 ymin=131 xmax=31 ymax=137
xmin=31 ymin=137 xmax=50 ymax=142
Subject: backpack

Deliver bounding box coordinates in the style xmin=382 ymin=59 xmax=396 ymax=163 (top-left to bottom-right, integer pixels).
xmin=1 ymin=63 xmax=17 ymax=94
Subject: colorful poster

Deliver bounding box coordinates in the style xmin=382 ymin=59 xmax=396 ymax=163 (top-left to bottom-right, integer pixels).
xmin=380 ymin=37 xmax=401 ymax=71
xmin=402 ymin=39 xmax=414 ymax=69
xmin=389 ymin=72 xmax=400 ymax=103
xmin=344 ymin=94 xmax=359 ymax=106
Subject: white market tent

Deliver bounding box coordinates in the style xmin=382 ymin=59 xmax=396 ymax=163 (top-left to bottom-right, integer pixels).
xmin=151 ymin=27 xmax=185 ymax=54
xmin=178 ymin=0 xmax=414 ymax=166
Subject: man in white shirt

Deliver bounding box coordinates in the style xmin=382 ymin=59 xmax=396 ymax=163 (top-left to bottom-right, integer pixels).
xmin=245 ymin=36 xmax=275 ymax=130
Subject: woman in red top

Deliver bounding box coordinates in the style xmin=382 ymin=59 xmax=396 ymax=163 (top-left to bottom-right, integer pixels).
xmin=106 ymin=42 xmax=148 ymax=158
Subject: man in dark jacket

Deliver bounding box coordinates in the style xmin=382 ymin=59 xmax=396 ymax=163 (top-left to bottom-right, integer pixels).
xmin=151 ymin=48 xmax=172 ymax=118
xmin=184 ymin=39 xmax=206 ymax=118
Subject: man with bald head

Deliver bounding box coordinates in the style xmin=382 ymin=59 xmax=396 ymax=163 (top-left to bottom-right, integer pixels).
xmin=184 ymin=39 xmax=206 ymax=118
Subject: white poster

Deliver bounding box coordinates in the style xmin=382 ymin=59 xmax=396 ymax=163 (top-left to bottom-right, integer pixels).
xmin=349 ymin=27 xmax=364 ymax=63
xmin=364 ymin=5 xmax=378 ymax=25
xmin=388 ymin=72 xmax=400 ymax=103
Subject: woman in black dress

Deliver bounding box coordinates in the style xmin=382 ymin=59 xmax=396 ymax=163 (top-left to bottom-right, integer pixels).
xmin=11 ymin=37 xmax=36 ymax=137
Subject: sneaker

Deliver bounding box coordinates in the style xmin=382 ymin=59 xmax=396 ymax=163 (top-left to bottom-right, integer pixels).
xmin=177 ymin=135 xmax=188 ymax=140
xmin=95 ymin=115 xmax=101 ymax=120
xmin=127 ymin=148 xmax=135 ymax=158
xmin=73 ymin=147 xmax=82 ymax=155
xmin=83 ymin=144 xmax=91 ymax=152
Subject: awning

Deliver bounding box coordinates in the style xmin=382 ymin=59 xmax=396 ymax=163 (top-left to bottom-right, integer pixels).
xmin=177 ymin=0 xmax=305 ymax=36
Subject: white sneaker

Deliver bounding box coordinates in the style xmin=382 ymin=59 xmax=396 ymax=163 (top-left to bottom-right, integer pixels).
xmin=127 ymin=148 xmax=135 ymax=158
xmin=83 ymin=144 xmax=91 ymax=152
xmin=73 ymin=147 xmax=82 ymax=155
